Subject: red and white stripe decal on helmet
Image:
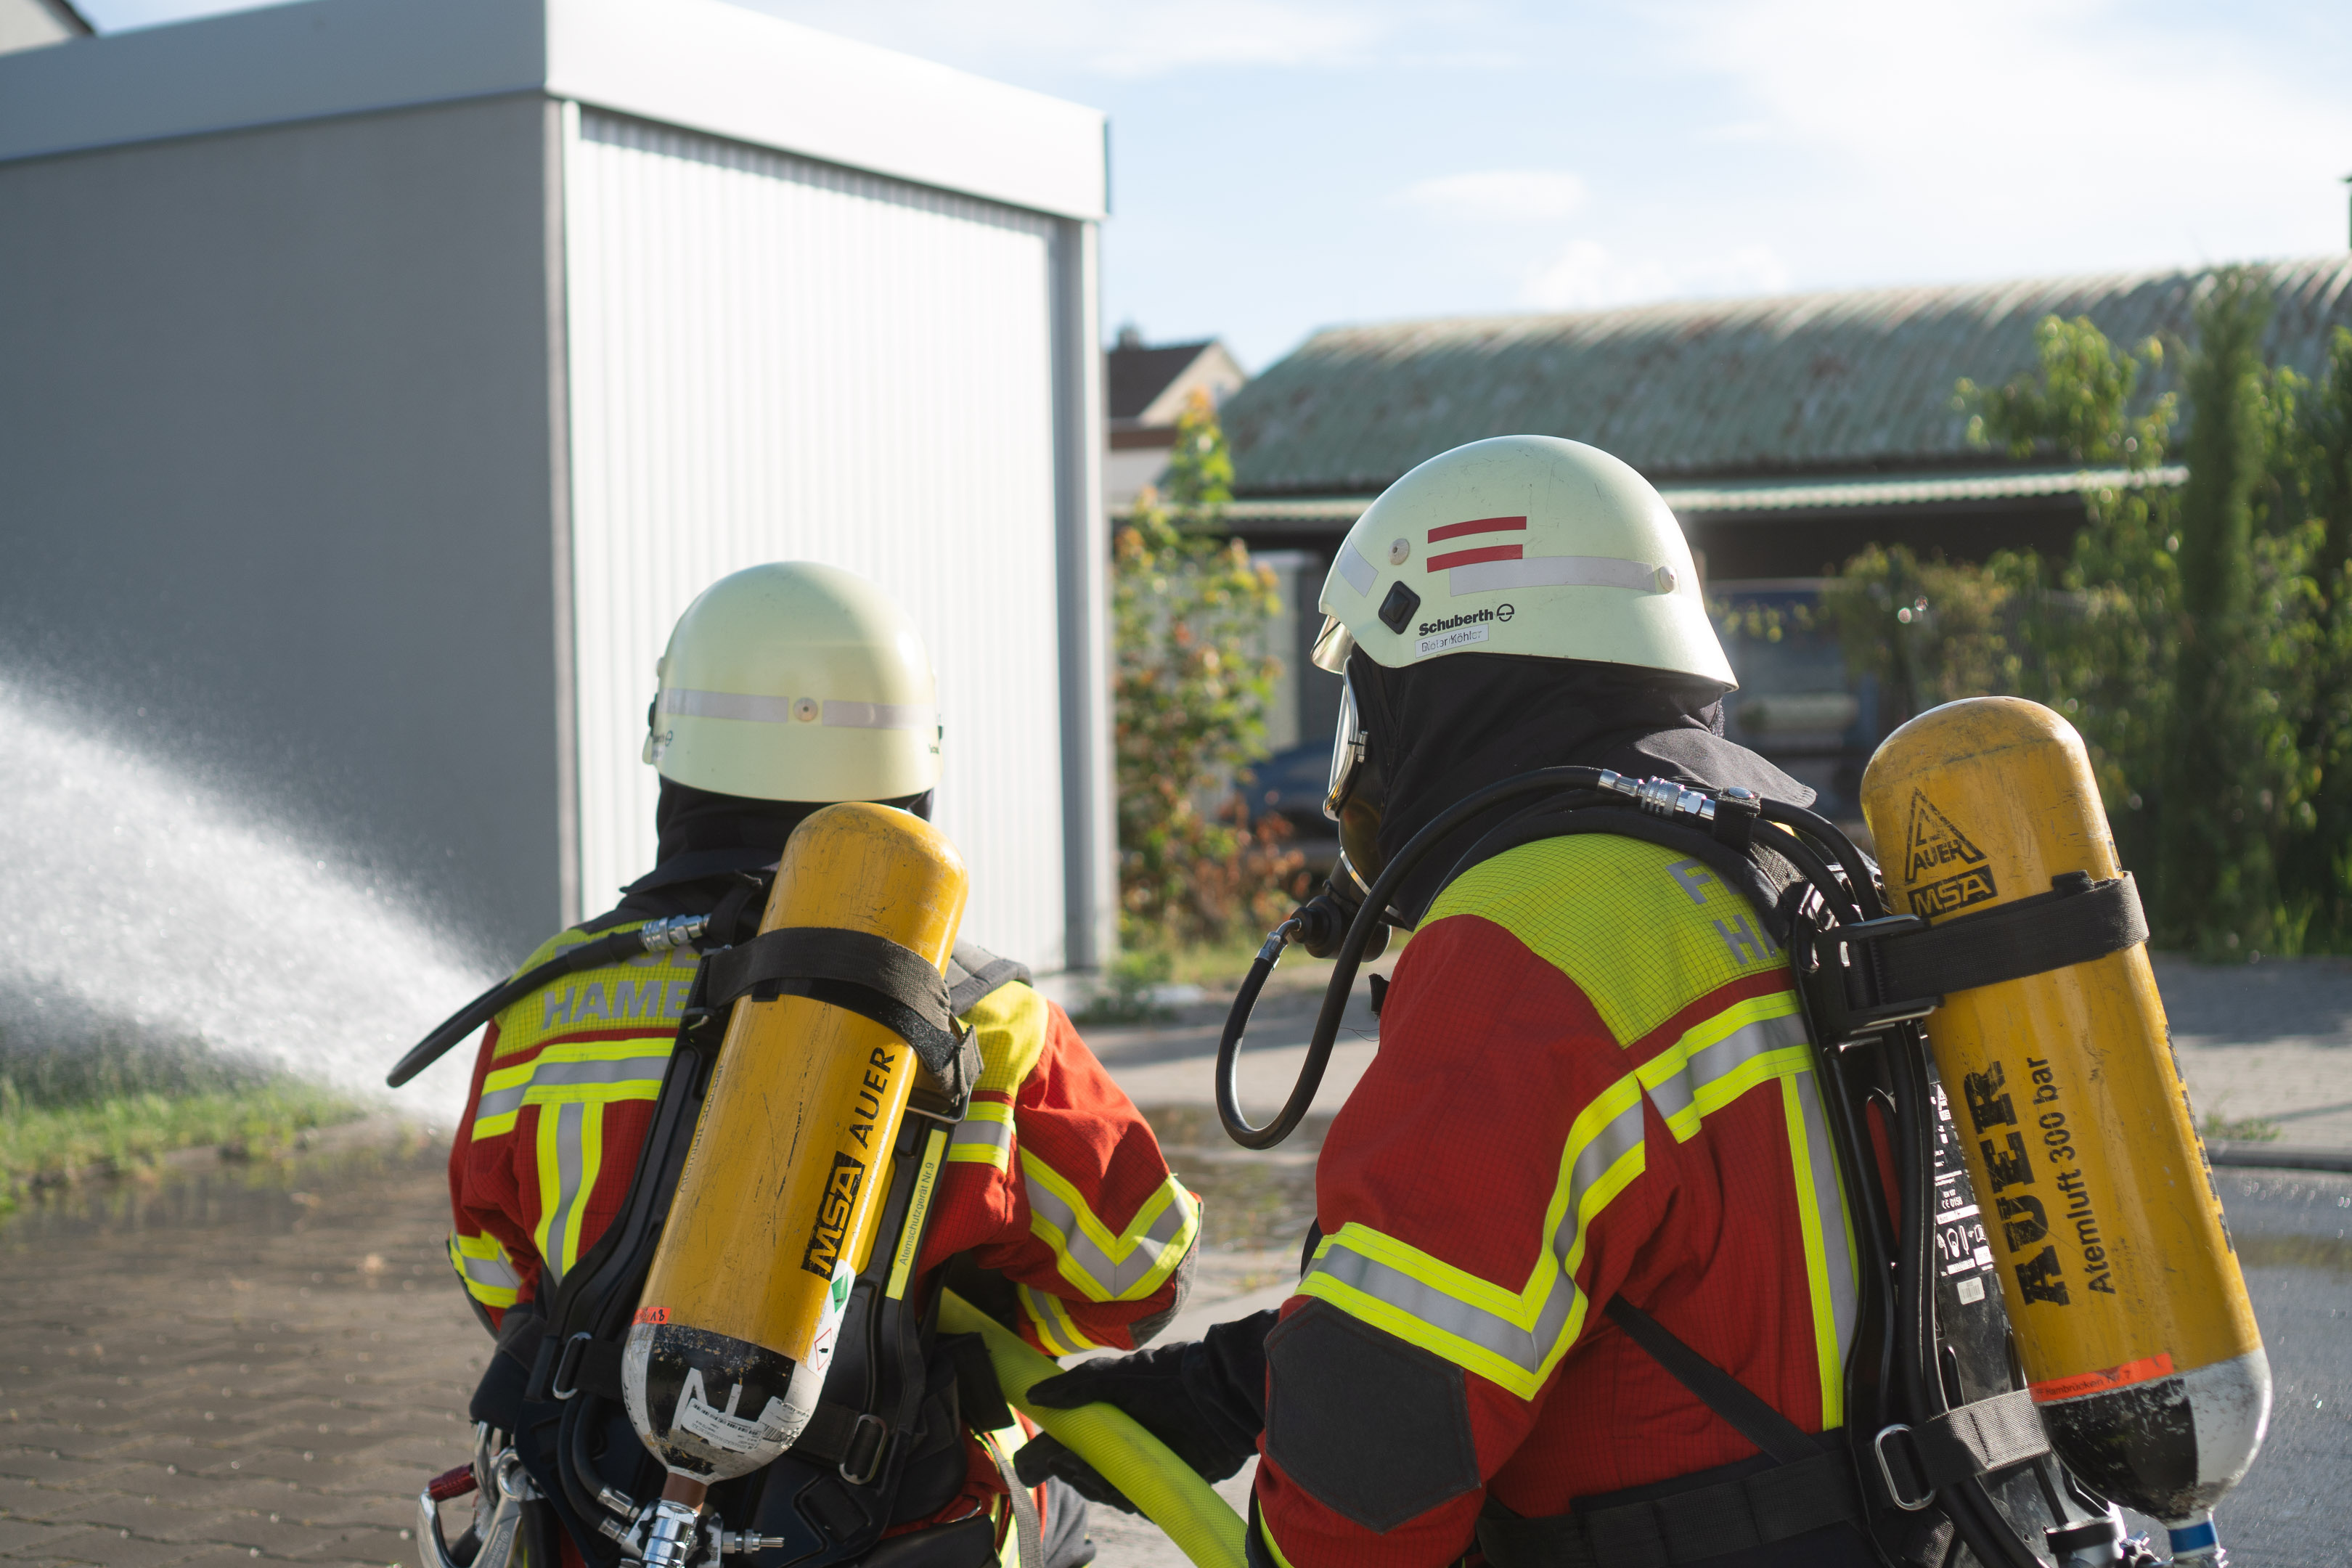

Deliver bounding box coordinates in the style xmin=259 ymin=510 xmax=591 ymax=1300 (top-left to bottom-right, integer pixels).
xmin=1426 ymin=515 xmax=1528 ymax=573
xmin=1426 ymin=515 xmax=1527 ymax=543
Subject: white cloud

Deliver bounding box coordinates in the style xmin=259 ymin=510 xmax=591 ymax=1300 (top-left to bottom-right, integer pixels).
xmin=1396 ymin=168 xmax=1589 ymax=223
xmin=1078 ymin=0 xmax=1395 ymax=75
xmin=1655 ymin=0 xmax=2352 ymax=256
xmin=1522 ymin=240 xmax=1789 ymax=311
xmin=736 ymin=0 xmax=1405 ymax=80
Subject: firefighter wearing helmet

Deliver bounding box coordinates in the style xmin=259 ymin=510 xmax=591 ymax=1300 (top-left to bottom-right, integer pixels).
xmin=441 ymin=563 xmax=1196 ymax=1568
xmin=1021 ymin=436 xmax=1877 ymax=1564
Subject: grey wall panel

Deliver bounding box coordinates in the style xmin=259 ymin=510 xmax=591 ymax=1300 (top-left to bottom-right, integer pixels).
xmin=0 ymin=94 xmax=565 ymax=958
xmin=1049 ymin=216 xmax=1113 ymax=969
xmin=563 ymin=108 xmax=1071 ymax=968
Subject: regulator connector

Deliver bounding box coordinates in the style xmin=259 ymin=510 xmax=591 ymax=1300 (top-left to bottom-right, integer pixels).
xmin=1598 ymin=770 xmax=1718 ymax=823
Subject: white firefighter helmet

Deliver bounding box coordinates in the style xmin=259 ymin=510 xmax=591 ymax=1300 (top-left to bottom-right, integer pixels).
xmin=1310 ymin=435 xmax=1734 ymax=687
xmin=642 ymin=563 xmax=942 ymax=801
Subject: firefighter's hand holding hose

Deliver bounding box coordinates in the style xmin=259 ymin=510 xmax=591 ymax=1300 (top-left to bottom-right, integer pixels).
xmin=1018 ymin=1310 xmax=1276 ymax=1511
xmin=939 ymin=1291 xmax=1249 ymax=1568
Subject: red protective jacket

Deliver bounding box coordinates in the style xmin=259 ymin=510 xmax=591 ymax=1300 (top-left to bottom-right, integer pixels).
xmin=1252 ymin=833 xmax=1858 ymax=1567
xmin=446 ymin=917 xmax=1198 ymax=1538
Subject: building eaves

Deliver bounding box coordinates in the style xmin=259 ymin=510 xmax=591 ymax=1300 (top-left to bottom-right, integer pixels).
xmin=0 ymin=0 xmax=1108 ymax=220
xmin=1224 ymin=258 xmax=2352 ymax=496
xmin=1222 ymin=465 xmax=2189 ymax=534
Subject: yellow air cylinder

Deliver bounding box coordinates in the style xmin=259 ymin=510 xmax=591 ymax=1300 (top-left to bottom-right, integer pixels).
xmin=621 ymin=803 xmax=968 ymax=1497
xmin=1861 ymin=697 xmax=2267 ymax=1547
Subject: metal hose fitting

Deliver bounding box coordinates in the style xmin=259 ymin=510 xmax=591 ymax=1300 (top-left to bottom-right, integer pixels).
xmin=638 ymin=913 xmax=710 ymax=952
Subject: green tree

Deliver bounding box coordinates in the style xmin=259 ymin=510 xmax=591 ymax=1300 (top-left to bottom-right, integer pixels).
xmin=1959 ymin=316 xmax=2181 ymax=880
xmin=2160 ymin=272 xmax=2287 ymax=952
xmin=2278 ymin=330 xmax=2352 ymax=945
xmin=1111 ymin=391 xmax=1297 ymax=947
xmin=1819 ymin=543 xmax=2026 ymax=730
xmin=1911 ymin=290 xmax=2351 ymax=955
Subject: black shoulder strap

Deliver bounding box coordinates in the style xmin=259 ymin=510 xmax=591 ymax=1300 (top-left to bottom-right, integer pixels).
xmin=945 ymin=938 xmax=1032 ymax=1016
xmin=1602 ymin=1297 xmax=1818 ymax=1466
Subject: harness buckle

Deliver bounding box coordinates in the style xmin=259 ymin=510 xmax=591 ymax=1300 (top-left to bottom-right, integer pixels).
xmin=550 ymin=1332 xmax=593 ymax=1402
xmin=1871 ymin=1423 xmax=1936 ymax=1511
xmin=1798 ymin=912 xmax=1942 ymax=1045
xmin=838 ymin=1413 xmax=890 ymax=1486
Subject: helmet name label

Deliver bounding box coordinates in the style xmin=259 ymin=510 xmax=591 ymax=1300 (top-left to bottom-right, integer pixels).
xmin=1416 ymin=622 xmax=1489 ymax=658
xmin=1414 ymin=606 xmax=1514 ymax=658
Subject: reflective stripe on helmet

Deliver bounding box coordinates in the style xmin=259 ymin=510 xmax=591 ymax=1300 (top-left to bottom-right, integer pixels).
xmin=1298 ymin=985 xmax=1854 ymax=1406
xmin=1444 ymin=553 xmax=1672 ymax=596
xmin=1334 ymin=543 xmax=1378 ymax=597
xmin=647 ymin=562 xmax=942 ymax=799
xmin=656 ymin=687 xmax=937 ymax=732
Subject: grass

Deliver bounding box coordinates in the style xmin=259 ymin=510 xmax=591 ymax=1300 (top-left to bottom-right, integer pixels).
xmin=2201 ymin=1110 xmax=2284 ymax=1143
xmin=0 ymin=1038 xmax=367 ymax=1206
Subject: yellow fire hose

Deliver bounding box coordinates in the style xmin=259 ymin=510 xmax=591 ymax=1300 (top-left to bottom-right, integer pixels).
xmin=939 ymin=1290 xmax=1248 ymax=1568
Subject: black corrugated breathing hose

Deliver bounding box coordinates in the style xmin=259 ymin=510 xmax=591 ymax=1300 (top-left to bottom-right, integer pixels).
xmin=1216 ymin=766 xmax=1611 ymax=1149
xmin=385 ymin=914 xmax=710 ymax=1088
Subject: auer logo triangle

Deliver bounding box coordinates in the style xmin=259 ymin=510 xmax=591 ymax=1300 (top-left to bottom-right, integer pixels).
xmin=1903 ymin=789 xmax=2000 ymax=916
xmin=1906 ymin=789 xmax=1988 ymax=880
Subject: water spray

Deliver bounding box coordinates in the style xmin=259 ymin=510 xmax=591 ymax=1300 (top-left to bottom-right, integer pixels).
xmin=0 ymin=671 xmax=496 ymax=1119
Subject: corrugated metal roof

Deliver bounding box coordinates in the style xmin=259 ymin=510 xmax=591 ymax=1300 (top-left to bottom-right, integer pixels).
xmin=1223 ymin=465 xmax=2189 ymax=531
xmin=1225 ymin=258 xmax=2352 ymax=495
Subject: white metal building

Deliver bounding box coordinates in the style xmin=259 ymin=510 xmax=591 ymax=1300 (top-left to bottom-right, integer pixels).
xmin=0 ymin=0 xmax=1112 ymax=971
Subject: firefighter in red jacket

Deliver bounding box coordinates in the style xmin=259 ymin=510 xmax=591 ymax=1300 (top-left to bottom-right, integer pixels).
xmin=1026 ymin=436 xmax=1877 ymax=1567
xmin=446 ymin=563 xmax=1196 ymax=1568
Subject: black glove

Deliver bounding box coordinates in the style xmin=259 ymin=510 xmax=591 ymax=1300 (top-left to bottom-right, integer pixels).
xmin=1015 ymin=1309 xmax=1278 ymax=1512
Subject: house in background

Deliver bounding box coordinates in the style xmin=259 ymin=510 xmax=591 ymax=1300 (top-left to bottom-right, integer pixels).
xmin=0 ymin=0 xmax=88 ymax=54
xmin=1220 ymin=258 xmax=2352 ymax=819
xmin=1104 ymin=328 xmax=1247 ymax=515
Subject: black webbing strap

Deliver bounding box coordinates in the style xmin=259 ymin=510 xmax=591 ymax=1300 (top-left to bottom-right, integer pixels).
xmin=1602 ymin=1299 xmax=1818 ymax=1465
xmin=945 ymin=1333 xmax=1018 ymax=1433
xmin=1477 ymin=1448 xmax=1864 ymax=1568
xmin=542 ymin=1331 xmax=625 ymax=1403
xmin=703 ymin=927 xmax=960 ymax=1077
xmin=785 ymin=1400 xmax=889 ymax=1481
xmin=1477 ymin=1299 xmax=1866 ymax=1567
xmin=947 ymin=939 xmax=1032 ymax=1017
xmin=1872 ymin=873 xmax=2147 ymax=1003
xmin=1873 ymin=1389 xmax=2051 ymax=1508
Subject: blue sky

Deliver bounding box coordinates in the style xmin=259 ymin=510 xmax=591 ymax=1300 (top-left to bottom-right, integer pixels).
xmin=81 ymin=0 xmax=2352 ymax=370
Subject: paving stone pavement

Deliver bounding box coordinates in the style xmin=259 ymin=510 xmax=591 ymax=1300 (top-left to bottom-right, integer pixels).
xmin=0 ymin=1135 xmax=483 ymax=1567
xmin=0 ymin=1126 xmax=1303 ymax=1568
xmin=9 ymin=939 xmax=2349 ymax=1568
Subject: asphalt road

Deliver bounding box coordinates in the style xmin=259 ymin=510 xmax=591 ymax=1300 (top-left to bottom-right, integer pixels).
xmin=2128 ymin=1166 xmax=2352 ymax=1563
